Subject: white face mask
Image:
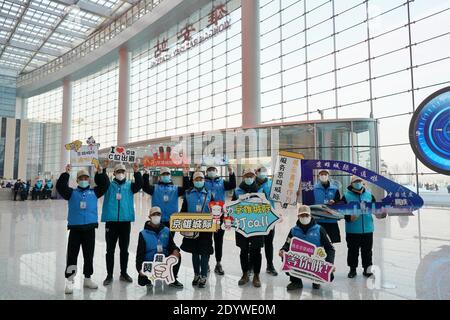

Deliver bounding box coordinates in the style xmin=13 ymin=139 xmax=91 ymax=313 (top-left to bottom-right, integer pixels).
xmin=299 ymin=216 xmax=311 ymax=225
xmin=115 ymin=173 xmax=125 ymax=181
xmin=319 ymin=175 xmax=329 ymax=183
xmin=150 ymin=216 xmax=161 ymax=225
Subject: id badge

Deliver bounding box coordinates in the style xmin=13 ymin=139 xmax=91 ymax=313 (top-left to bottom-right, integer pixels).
xmin=163 ymin=195 xmax=169 ymax=202
xmin=157 ymin=244 xmax=163 ymax=253
xmin=196 ymin=204 xmax=202 ymax=212
xmin=80 ymin=201 xmax=87 ymax=209
xmin=116 ymin=193 xmax=122 ymax=201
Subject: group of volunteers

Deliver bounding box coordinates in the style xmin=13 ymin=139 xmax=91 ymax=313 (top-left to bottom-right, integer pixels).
xmin=56 ymin=161 xmax=384 ymax=294
xmin=10 ymin=178 xmax=53 ymax=201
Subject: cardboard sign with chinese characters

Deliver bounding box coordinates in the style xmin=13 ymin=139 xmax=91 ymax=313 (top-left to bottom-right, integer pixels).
xmin=225 ymin=193 xmax=280 ymax=237
xmin=270 ymin=151 xmax=304 ymax=205
xmin=281 ymin=237 xmax=334 ymax=283
xmin=169 ymin=214 xmax=218 ymax=232
xmin=69 ymin=143 xmax=99 ymax=167
xmin=108 ymin=146 xmax=137 ymax=163
xmin=142 ymin=254 xmax=178 ymax=285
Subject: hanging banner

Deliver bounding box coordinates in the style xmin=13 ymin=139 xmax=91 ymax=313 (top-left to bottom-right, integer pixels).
xmin=301 ymin=159 xmax=424 ymax=216
xmin=201 ymin=155 xmax=229 ymax=166
xmin=66 ymin=138 xmax=99 ymax=167
xmin=141 ymin=254 xmax=178 ymax=285
xmin=225 ymin=193 xmax=280 ymax=237
xmin=142 ymin=144 xmax=189 ymax=168
xmin=270 ymin=151 xmax=304 ymax=205
xmin=108 ymin=146 xmax=137 ymax=163
xmin=169 ymin=213 xmax=217 ymax=232
xmin=281 ymin=237 xmax=334 ymax=283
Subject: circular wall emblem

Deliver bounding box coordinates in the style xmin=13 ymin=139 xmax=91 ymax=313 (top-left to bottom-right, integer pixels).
xmin=409 ymin=87 xmax=450 ymax=175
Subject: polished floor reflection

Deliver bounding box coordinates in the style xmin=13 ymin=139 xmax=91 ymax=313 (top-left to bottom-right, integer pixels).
xmin=0 ymin=194 xmax=449 ymax=300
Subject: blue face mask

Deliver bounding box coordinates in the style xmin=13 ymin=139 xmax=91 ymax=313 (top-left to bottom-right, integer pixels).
xmin=160 ymin=175 xmax=171 ymax=183
xmin=194 ymin=181 xmax=204 ymax=189
xmin=207 ymin=171 xmax=217 ymax=178
xmin=352 ymin=182 xmax=363 ymax=190
xmin=244 ymin=177 xmax=254 ymax=185
xmin=78 ymin=180 xmax=89 ymax=188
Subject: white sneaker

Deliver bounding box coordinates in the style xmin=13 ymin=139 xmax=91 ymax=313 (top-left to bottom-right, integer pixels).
xmin=65 ymin=280 xmax=74 ymax=294
xmin=83 ymin=278 xmax=98 ymax=289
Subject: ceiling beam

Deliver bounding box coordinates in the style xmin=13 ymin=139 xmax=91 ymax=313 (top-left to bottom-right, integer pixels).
xmin=52 ymin=0 xmax=113 ymax=18
xmin=0 ymin=0 xmax=32 ymax=60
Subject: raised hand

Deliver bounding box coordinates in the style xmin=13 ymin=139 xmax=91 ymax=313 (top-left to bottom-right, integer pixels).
xmin=65 ymin=164 xmax=71 ymax=173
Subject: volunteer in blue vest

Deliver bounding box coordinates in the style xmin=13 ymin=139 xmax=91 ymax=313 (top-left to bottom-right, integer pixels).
xmin=204 ymin=165 xmax=236 ymax=276
xmin=342 ymin=175 xmax=385 ymax=278
xmin=32 ymin=178 xmax=43 ymax=200
xmin=313 ymin=169 xmax=342 ymax=243
xmin=56 ymin=163 xmax=110 ymax=294
xmin=43 ymin=178 xmax=54 ymax=199
xmin=233 ymin=168 xmax=264 ymax=288
xmin=102 ymin=161 xmax=143 ymax=286
xmin=279 ymin=205 xmax=335 ymax=290
xmin=255 ymin=166 xmax=278 ymax=276
xmin=142 ymin=167 xmax=190 ymax=229
xmin=136 ymin=206 xmax=183 ymax=289
xmin=180 ymin=171 xmax=214 ymax=289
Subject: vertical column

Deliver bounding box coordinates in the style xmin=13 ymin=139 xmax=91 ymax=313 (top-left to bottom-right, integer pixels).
xmin=60 ymin=78 xmax=72 ymax=172
xmin=117 ymin=46 xmax=130 ymax=146
xmin=17 ymin=119 xmax=28 ymax=180
xmin=241 ymin=0 xmax=261 ymax=128
xmin=4 ymin=118 xmax=16 ymax=179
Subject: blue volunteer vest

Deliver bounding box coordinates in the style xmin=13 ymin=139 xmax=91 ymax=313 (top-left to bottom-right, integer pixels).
xmin=186 ymin=188 xmax=212 ymax=213
xmin=234 ymin=186 xmax=263 ymax=198
xmin=259 ymin=179 xmax=275 ymax=208
xmin=314 ymin=182 xmax=339 ymax=223
xmin=291 ymin=224 xmax=322 ymax=247
xmin=141 ymin=227 xmax=170 ymax=261
xmin=344 ymin=190 xmax=374 ymax=234
xmin=101 ymin=180 xmax=135 ymax=222
xmin=35 ymin=181 xmax=42 ymax=190
xmin=152 ymin=184 xmax=179 ymax=222
xmin=68 ymin=188 xmax=98 ymax=227
xmin=45 ymin=181 xmax=53 ymax=190
xmin=205 ymin=178 xmax=225 ymax=201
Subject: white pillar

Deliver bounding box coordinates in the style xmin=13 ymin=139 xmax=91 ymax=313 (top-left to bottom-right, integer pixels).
xmin=117 ymin=46 xmax=130 ymax=146
xmin=241 ymin=0 xmax=261 ymax=128
xmin=60 ymin=78 xmax=72 ymax=172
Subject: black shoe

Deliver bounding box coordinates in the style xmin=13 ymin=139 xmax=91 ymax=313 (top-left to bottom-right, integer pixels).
xmin=266 ymin=266 xmax=278 ymax=276
xmin=192 ymin=275 xmax=200 ymax=286
xmin=312 ymin=283 xmax=321 ymax=289
xmin=120 ymin=273 xmax=133 ymax=283
xmin=198 ymin=276 xmax=207 ymax=288
xmin=363 ymin=268 xmax=374 ymax=278
xmin=169 ymin=280 xmax=184 ymax=289
xmin=214 ymin=263 xmax=224 ymax=275
xmin=348 ymin=268 xmax=357 ymax=278
xmin=103 ymin=275 xmax=113 ymax=286
xmin=287 ymin=281 xmax=303 ymax=290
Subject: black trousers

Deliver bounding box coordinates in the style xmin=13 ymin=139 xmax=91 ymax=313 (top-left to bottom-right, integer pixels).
xmin=31 ymin=190 xmax=41 ymax=200
xmin=240 ymin=245 xmax=262 ymax=274
xmin=65 ymin=228 xmax=96 ymax=278
xmin=346 ymin=232 xmax=373 ymax=269
xmin=137 ymin=255 xmax=182 ymax=286
xmin=105 ymin=221 xmax=131 ymax=276
xmin=214 ymin=228 xmax=225 ymax=263
xmin=264 ymin=228 xmax=275 ymax=267
xmin=14 ymin=191 xmax=18 ymax=201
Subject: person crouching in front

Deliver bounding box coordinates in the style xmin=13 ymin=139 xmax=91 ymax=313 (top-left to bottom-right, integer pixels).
xmin=136 ymin=206 xmax=183 ymax=289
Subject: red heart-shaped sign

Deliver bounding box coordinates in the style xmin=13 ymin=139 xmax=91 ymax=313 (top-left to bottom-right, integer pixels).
xmin=116 ymin=147 xmax=125 ymax=154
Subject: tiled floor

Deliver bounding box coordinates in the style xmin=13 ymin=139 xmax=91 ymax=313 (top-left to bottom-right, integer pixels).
xmin=0 ymin=194 xmax=449 ymax=300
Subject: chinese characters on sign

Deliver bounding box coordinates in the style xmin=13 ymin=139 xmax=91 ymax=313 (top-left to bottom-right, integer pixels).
xmin=150 ymin=3 xmax=231 ymax=68
xmin=270 ymin=151 xmax=304 ymax=205
xmin=68 ymin=139 xmax=99 ymax=167
xmin=281 ymin=237 xmax=334 ymax=283
xmin=225 ymin=193 xmax=280 ymax=237
xmin=142 ymin=254 xmax=178 ymax=285
xmin=108 ymin=146 xmax=137 ymax=163
xmin=169 ymin=214 xmax=217 ymax=232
